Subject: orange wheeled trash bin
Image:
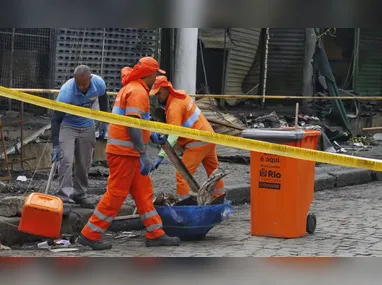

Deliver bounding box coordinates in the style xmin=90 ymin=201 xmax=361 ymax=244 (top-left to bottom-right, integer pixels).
xmin=241 ymin=128 xmax=321 ymax=238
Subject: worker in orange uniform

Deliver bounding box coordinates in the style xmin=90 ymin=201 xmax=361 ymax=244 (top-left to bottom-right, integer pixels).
xmin=150 ymin=76 xmax=225 ymax=200
xmin=76 ymin=58 xmax=181 ymax=250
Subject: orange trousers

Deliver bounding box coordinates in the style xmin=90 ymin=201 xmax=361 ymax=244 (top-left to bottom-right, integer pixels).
xmin=81 ymin=153 xmax=165 ymax=241
xmin=177 ymin=143 xmax=225 ymax=198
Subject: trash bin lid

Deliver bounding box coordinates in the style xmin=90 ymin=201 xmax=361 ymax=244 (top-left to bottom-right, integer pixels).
xmin=241 ymin=128 xmax=306 ymax=144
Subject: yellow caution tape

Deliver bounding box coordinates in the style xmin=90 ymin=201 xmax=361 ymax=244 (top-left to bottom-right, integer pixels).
xmin=1 ymin=86 xmax=382 ymax=171
xmin=11 ymin=88 xmax=382 ymax=101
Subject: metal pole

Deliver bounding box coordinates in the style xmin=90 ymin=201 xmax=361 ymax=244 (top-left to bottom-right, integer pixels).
xmin=155 ymin=28 xmax=161 ymax=62
xmin=0 ymin=121 xmax=11 ymax=181
xmin=353 ymin=28 xmax=360 ymax=92
xmin=20 ymin=101 xmax=24 ymax=165
xmin=219 ymin=28 xmax=228 ymax=107
xmin=100 ymin=28 xmax=106 ymax=77
xmin=261 ymin=28 xmax=270 ymax=107
xmin=8 ymin=28 xmax=15 ymax=111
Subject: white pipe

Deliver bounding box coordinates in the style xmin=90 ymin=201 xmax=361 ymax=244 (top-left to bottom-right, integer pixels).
xmin=173 ymin=28 xmax=199 ymax=100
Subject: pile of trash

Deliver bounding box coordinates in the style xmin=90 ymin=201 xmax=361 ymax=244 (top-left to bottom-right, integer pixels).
xmin=331 ymin=135 xmax=378 ymax=155
xmin=8 ymin=234 xmax=81 ymax=253
xmin=240 ymin=111 xmax=338 ymax=153
xmin=246 ymin=111 xmax=289 ymax=129
xmin=244 ymin=111 xmax=323 ymax=129
xmin=36 ymin=235 xmax=80 ymax=253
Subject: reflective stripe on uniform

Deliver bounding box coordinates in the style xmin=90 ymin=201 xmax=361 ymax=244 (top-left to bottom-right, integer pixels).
xmin=182 ymin=106 xmax=201 ymax=128
xmin=86 ymin=221 xmax=105 ymax=233
xmin=125 ymin=107 xmax=150 ymax=121
xmin=107 ymin=138 xmax=134 ymax=147
xmin=94 ymin=209 xmax=114 ymax=223
xmin=126 ymin=107 xmax=144 ymax=116
xmin=140 ymin=209 xmax=159 ymax=221
xmin=184 ymin=141 xmax=209 ymax=149
xmin=112 ymin=106 xmax=126 ymax=115
xmin=214 ymin=188 xmax=225 ymax=194
xmin=146 ymin=223 xmax=163 ymax=232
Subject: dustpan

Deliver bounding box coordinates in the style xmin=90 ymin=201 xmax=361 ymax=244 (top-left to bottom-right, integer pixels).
xmin=18 ymin=161 xmax=64 ymax=239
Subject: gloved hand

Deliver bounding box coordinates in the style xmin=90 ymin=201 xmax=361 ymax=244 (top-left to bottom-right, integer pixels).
xmin=151 ymin=156 xmax=164 ymax=172
xmin=151 ymin=132 xmax=168 ymax=145
xmin=51 ymin=146 xmax=60 ymax=162
xmin=98 ymin=122 xmax=108 ymax=139
xmin=140 ymin=152 xmax=153 ymax=176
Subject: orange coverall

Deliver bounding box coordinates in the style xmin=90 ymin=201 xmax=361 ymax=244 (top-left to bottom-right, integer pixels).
xmin=150 ymin=77 xmax=225 ymax=199
xmin=81 ymin=68 xmax=165 ymax=242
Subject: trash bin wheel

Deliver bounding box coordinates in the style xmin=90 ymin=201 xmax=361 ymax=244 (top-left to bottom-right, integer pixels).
xmin=306 ymin=213 xmax=316 ymax=234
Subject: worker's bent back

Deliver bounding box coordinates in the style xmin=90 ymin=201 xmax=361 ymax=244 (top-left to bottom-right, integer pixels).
xmin=166 ymin=94 xmax=214 ymax=149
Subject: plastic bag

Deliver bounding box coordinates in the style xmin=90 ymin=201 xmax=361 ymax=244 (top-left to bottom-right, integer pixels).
xmin=155 ymin=200 xmax=234 ymax=240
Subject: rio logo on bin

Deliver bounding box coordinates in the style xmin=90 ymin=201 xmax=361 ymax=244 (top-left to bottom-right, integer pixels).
xmin=259 ymin=168 xmax=282 ymax=190
xmin=260 ymin=168 xmax=282 ymax=179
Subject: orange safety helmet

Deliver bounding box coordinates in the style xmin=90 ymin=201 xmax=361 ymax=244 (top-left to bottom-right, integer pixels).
xmin=149 ymin=76 xmax=187 ymax=99
xmin=124 ymin=57 xmax=165 ymax=84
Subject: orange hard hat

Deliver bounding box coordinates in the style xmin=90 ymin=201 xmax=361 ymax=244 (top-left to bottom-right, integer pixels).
xmin=126 ymin=57 xmax=166 ymax=83
xmin=149 ymin=76 xmax=187 ymax=99
xmin=149 ymin=75 xmax=172 ymax=95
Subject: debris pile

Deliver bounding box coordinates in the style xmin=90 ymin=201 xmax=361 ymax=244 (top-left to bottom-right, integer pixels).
xmin=331 ymin=136 xmax=377 ymax=155
xmin=246 ymin=111 xmax=288 ymax=129
xmin=153 ymin=168 xmax=229 ymax=207
xmin=196 ymin=98 xmax=246 ymax=137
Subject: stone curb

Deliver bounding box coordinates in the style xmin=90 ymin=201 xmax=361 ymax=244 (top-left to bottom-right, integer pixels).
xmin=225 ymin=169 xmax=379 ymax=205
xmin=0 ymin=205 xmax=134 ymax=247
xmin=1 ymin=169 xmax=379 ymax=246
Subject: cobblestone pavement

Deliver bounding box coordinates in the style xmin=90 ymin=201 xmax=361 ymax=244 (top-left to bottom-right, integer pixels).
xmin=2 ymin=181 xmax=382 ymax=257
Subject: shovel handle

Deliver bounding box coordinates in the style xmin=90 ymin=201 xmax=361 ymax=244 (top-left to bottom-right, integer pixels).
xmin=45 ymin=161 xmax=57 ymax=194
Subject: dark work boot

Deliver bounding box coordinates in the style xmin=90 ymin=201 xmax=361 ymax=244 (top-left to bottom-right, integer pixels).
xmin=63 ymin=203 xmax=72 ymax=216
xmin=146 ymin=234 xmax=181 ymax=247
xmin=73 ymin=197 xmax=95 ymax=209
xmin=76 ymin=234 xmax=112 ymax=251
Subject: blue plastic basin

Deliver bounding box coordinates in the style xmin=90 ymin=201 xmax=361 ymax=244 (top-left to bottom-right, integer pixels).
xmin=155 ymin=200 xmax=234 ymax=241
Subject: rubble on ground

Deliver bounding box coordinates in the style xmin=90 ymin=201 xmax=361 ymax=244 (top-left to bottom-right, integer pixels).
xmin=0 ymin=196 xmax=24 ymax=217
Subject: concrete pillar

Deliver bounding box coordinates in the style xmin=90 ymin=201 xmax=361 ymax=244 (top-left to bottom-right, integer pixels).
xmin=173 ymin=28 xmax=199 ymax=99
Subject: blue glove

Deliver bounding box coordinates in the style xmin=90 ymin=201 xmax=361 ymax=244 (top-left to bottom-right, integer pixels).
xmin=98 ymin=122 xmax=107 ymax=139
xmin=151 ymin=132 xmax=168 ymax=145
xmin=151 ymin=156 xmax=164 ymax=172
xmin=51 ymin=146 xmax=60 ymax=162
xmin=140 ymin=152 xmax=153 ymax=176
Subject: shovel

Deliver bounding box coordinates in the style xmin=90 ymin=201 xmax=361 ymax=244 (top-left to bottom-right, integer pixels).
xmin=45 ymin=160 xmax=57 ymax=194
